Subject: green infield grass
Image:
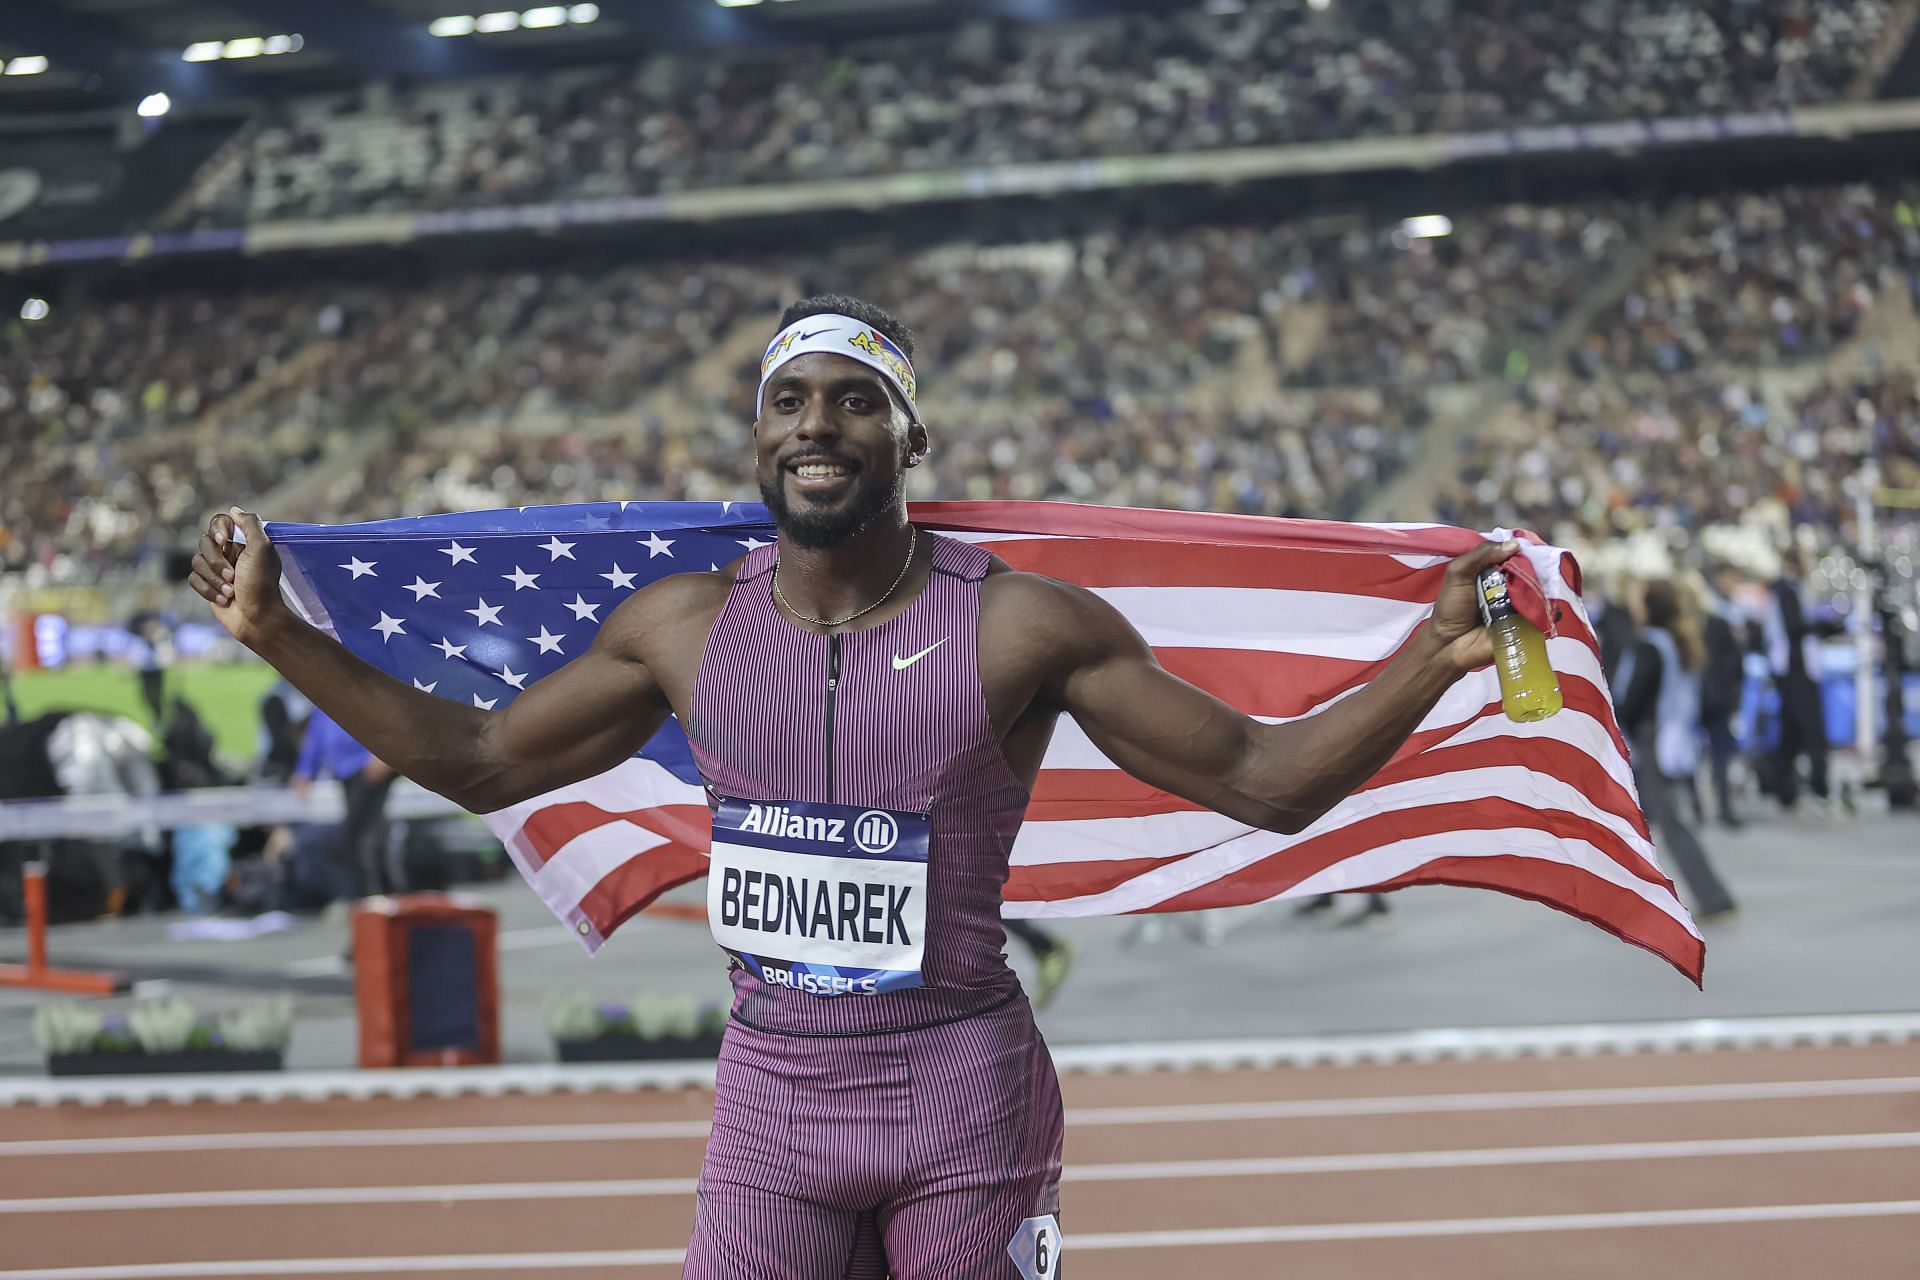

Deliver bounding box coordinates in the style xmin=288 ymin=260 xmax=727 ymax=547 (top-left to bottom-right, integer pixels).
xmin=8 ymin=662 xmax=277 ymax=762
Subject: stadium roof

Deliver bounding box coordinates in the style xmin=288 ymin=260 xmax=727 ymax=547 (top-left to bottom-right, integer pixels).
xmin=0 ymin=0 xmax=1173 ymax=117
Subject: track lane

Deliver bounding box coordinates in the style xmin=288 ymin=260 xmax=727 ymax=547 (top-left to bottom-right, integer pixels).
xmin=0 ymin=1041 xmax=1913 ymax=1278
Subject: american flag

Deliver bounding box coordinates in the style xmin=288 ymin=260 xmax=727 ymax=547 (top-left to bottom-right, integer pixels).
xmin=268 ymin=500 xmax=1702 ymax=984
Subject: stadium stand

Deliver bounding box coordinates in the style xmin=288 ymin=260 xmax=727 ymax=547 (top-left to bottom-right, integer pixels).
xmin=1 ymin=198 xmax=1636 ymax=577
xmin=177 ymin=0 xmax=1893 ymax=226
xmin=1574 ymin=181 xmax=1920 ymax=375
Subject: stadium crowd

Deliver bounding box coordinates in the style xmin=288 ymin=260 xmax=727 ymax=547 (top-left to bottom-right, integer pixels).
xmin=3 ymin=199 xmax=1632 ymax=578
xmin=4 ymin=173 xmax=1913 ymax=584
xmin=179 ymin=0 xmax=1889 ymax=226
xmin=1575 ymin=182 xmax=1920 ymax=375
xmin=1437 ymin=371 xmax=1920 ymax=544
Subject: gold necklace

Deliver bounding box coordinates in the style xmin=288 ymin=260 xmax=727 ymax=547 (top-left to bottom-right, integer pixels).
xmin=774 ymin=526 xmax=919 ymax=629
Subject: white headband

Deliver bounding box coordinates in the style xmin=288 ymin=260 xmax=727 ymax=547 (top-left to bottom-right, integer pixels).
xmin=756 ymin=313 xmax=921 ymax=425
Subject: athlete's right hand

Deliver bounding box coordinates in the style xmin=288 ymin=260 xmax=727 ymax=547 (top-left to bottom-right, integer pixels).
xmin=189 ymin=507 xmax=286 ymax=646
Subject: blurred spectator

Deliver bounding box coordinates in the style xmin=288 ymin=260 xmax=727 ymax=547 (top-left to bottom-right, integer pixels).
xmin=1763 ymin=547 xmax=1833 ymax=811
xmin=127 ymin=610 xmax=175 ymax=726
xmin=258 ymin=677 xmax=314 ymax=785
xmin=1698 ymin=564 xmax=1752 ymax=828
xmin=1614 ymin=578 xmax=1737 ymax=920
xmin=291 ymin=710 xmax=398 ymax=901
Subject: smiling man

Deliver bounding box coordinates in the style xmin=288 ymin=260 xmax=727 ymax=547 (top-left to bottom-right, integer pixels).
xmin=190 ymin=294 xmax=1517 ymax=1279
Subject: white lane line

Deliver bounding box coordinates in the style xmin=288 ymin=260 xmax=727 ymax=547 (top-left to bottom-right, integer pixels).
xmin=1062 ymin=1073 xmax=1920 ymax=1126
xmin=0 ymin=1178 xmax=698 ymax=1214
xmin=7 ymin=1075 xmax=1916 ymax=1158
xmin=0 ymin=1251 xmax=686 ymax=1278
xmin=495 ymin=926 xmax=575 ymax=952
xmin=1071 ymin=1199 xmax=1920 ymax=1248
xmin=0 ymin=1119 xmax=714 ymax=1158
xmin=282 ymin=956 xmax=347 ymax=978
xmin=1063 ymin=1130 xmax=1920 ymax=1182
xmin=4 ymin=1202 xmax=1919 ymax=1276
xmin=10 ymin=1012 xmax=1917 ymax=1107
xmin=7 ymin=1132 xmax=1918 ymax=1214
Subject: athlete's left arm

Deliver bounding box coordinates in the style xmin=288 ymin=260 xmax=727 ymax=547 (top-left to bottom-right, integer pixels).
xmin=1027 ymin=539 xmax=1517 ymax=834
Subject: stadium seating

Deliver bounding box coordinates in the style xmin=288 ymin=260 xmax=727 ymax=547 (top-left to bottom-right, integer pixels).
xmin=3 ymin=198 xmax=1638 ymax=577
xmin=177 ymin=0 xmax=1891 ymax=227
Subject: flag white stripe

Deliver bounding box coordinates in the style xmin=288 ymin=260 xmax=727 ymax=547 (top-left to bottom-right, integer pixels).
xmin=530 ymin=821 xmax=672 ymax=913
xmin=1012 ymin=765 xmax=1657 ymax=873
xmin=1037 ymin=669 xmax=1630 ymax=806
xmin=1092 ymin=587 xmax=1425 ymax=659
xmin=483 ymin=757 xmax=703 ymax=831
xmin=1020 ymin=825 xmax=1696 ymax=937
xmin=940 ymin=531 xmax=1083 ymax=545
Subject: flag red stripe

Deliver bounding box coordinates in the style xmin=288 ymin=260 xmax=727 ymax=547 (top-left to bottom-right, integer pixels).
xmin=917 ymin=503 xmax=1555 ymax=635
xmin=1363 ymin=735 xmax=1653 ymax=849
xmin=1025 ymin=725 xmax=1654 ymax=877
xmin=1155 ymin=646 xmax=1381 ymax=717
xmin=517 ymin=801 xmax=712 ymax=868
xmin=1132 ymin=799 xmax=1675 ymax=911
xmin=577 ymin=843 xmax=711 ymax=940
xmin=1363 ymin=855 xmax=1703 ymax=986
xmin=987 ymin=538 xmax=1450 ymax=599
xmin=1004 ymin=797 xmax=1671 ymax=914
xmin=1003 ymin=851 xmax=1703 ymax=988
xmin=1005 ymin=855 xmax=1188 ymax=901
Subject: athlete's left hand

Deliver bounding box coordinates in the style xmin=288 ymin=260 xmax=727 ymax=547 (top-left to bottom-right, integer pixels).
xmin=1425 ymin=538 xmax=1521 ymax=675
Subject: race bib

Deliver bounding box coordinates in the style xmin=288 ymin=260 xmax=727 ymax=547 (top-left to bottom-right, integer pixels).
xmin=707 ymin=797 xmax=930 ymax=998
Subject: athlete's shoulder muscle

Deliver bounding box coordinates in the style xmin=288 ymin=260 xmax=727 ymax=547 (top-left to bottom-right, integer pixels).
xmin=599 ymin=562 xmax=740 ymax=667
xmin=979 ymin=566 xmax=1149 ymax=707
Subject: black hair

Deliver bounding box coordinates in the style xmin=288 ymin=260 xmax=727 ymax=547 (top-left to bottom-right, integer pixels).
xmin=778 ymin=294 xmax=916 ymax=362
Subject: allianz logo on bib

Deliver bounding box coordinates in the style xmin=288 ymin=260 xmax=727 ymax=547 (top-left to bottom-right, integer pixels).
xmin=737 ymin=803 xmax=900 ymax=854
xmin=738 ymin=803 xmax=846 ymax=844
xmin=853 ymin=810 xmax=898 ymax=854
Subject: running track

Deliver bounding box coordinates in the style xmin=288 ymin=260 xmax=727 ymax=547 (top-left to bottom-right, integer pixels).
xmin=1 ymin=1042 xmax=1915 ymax=1278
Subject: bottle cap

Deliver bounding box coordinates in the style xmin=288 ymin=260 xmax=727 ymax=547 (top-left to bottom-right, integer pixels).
xmin=1477 ymin=567 xmax=1516 ymax=626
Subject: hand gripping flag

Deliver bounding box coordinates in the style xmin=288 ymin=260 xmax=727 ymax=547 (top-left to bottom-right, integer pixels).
xmin=268 ymin=500 xmax=1703 ymax=983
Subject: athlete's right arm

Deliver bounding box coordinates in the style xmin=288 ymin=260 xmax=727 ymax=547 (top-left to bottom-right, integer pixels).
xmin=189 ymin=509 xmax=672 ymax=814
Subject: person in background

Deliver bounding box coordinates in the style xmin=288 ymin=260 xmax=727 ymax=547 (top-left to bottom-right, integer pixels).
xmin=127 ymin=610 xmax=175 ymax=726
xmin=1698 ymin=564 xmax=1750 ymax=829
xmin=1615 ymin=579 xmax=1736 ymax=922
xmin=291 ymin=709 xmax=398 ymax=901
xmin=257 ymin=677 xmax=313 ymax=783
xmin=1588 ymin=573 xmax=1640 ymax=682
xmin=1002 ymin=918 xmax=1075 ymax=1009
xmin=1765 ymin=548 xmax=1831 ymax=814
xmin=171 ymin=821 xmax=237 ymax=915
xmin=1293 ymin=890 xmax=1390 ymax=926
xmin=157 ymin=700 xmax=240 ymax=915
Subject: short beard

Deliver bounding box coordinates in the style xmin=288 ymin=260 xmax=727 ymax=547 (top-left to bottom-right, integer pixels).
xmin=760 ymin=464 xmax=903 ymax=550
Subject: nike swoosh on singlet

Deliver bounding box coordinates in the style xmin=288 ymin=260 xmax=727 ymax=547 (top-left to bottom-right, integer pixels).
xmin=892 ymin=639 xmax=948 ymax=671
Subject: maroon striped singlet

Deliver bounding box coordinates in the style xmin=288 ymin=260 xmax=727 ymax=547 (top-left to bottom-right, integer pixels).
xmin=686 ymin=532 xmax=1032 ymax=1037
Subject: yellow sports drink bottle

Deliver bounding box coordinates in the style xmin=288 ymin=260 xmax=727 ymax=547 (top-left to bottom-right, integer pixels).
xmin=1477 ymin=566 xmax=1563 ymax=722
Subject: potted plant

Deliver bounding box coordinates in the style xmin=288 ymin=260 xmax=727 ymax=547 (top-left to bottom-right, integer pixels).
xmin=35 ymin=995 xmax=293 ymax=1076
xmin=546 ymin=992 xmax=726 ymax=1062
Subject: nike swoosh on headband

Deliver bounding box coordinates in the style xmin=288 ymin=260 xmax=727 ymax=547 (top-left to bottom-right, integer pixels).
xmin=756 ymin=312 xmax=922 ymax=425
xmin=892 ymin=639 xmax=948 ymax=670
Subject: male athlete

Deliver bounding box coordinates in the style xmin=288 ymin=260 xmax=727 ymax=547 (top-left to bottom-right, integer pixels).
xmin=190 ymin=294 xmax=1518 ymax=1278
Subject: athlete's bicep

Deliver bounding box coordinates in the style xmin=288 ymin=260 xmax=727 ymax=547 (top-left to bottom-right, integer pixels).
xmin=473 ymin=592 xmax=672 ymax=811
xmin=1037 ymin=581 xmax=1301 ymax=829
